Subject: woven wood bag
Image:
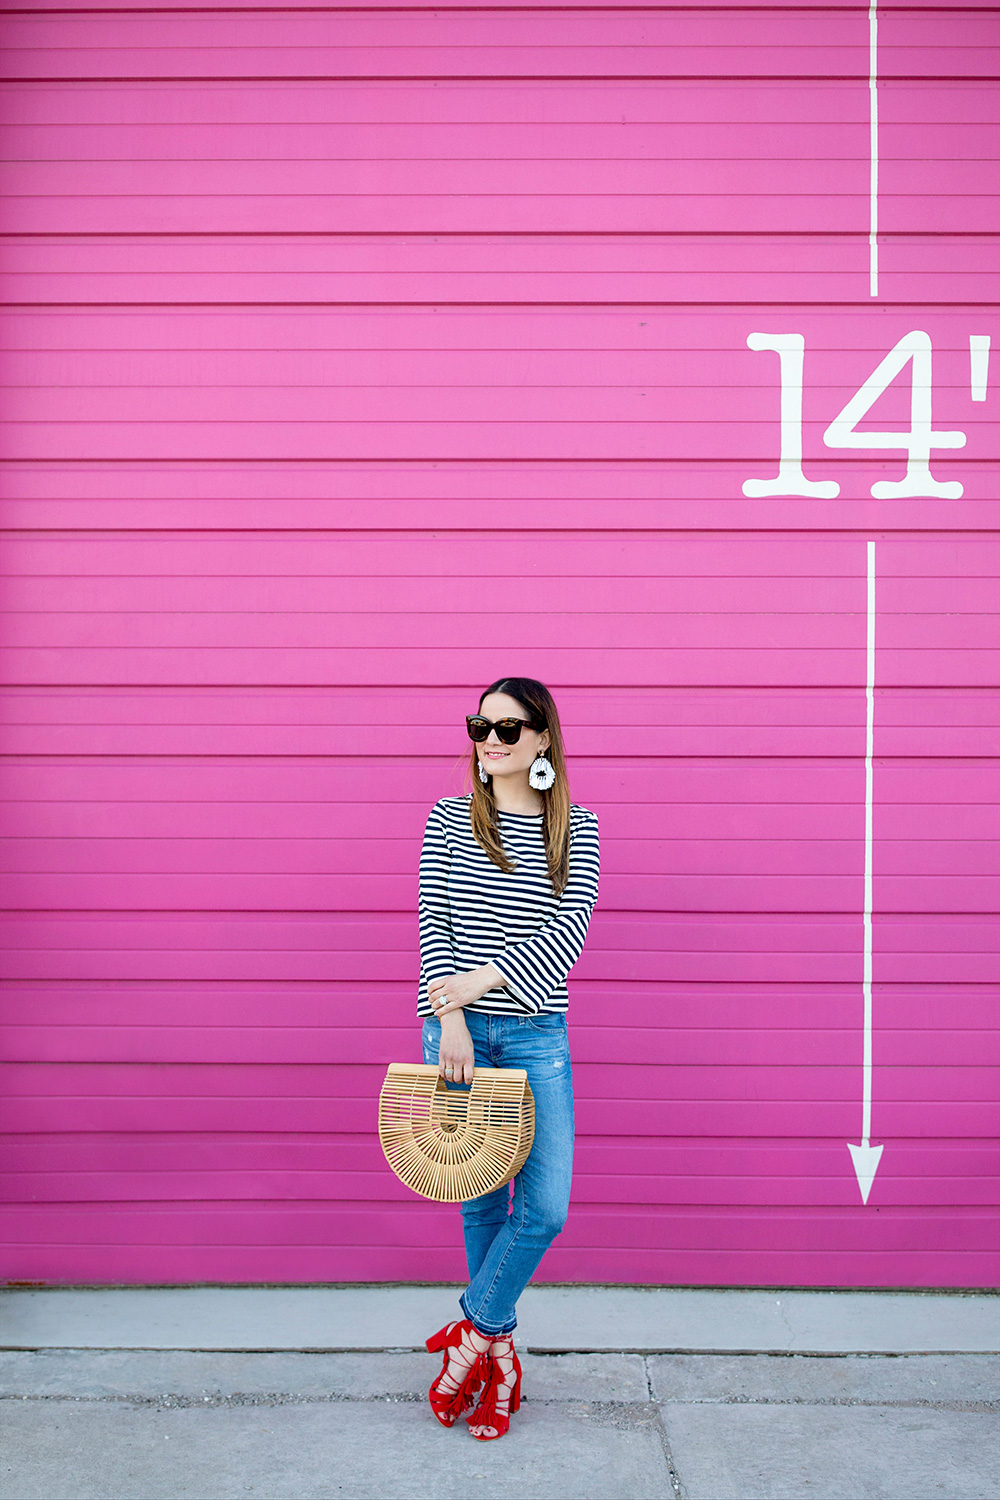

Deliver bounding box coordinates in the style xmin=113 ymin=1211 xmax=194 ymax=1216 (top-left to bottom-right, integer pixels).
xmin=378 ymin=1063 xmax=535 ymax=1202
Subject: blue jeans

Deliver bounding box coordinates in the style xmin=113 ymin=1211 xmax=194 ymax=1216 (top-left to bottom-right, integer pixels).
xmin=421 ymin=1009 xmax=575 ymax=1336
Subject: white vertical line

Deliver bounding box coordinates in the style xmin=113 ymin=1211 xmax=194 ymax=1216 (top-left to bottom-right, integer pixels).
xmin=862 ymin=541 xmax=876 ymax=1142
xmin=970 ymin=334 xmax=991 ymax=400
xmin=869 ymin=0 xmax=879 ymax=298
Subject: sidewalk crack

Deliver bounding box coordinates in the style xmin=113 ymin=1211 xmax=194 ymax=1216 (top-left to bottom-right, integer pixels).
xmin=643 ymin=1355 xmax=685 ymax=1500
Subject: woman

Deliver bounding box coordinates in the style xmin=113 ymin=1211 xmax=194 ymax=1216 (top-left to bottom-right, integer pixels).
xmin=417 ymin=677 xmax=600 ymax=1440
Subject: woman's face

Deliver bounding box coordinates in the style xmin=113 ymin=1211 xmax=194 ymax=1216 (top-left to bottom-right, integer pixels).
xmin=475 ymin=691 xmax=550 ymax=782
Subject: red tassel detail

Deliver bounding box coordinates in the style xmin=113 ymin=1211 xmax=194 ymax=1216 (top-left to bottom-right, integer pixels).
xmin=466 ymin=1340 xmax=522 ymax=1441
xmin=426 ymin=1320 xmax=490 ymax=1427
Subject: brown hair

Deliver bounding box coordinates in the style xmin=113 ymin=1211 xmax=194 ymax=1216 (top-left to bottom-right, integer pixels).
xmin=467 ymin=677 xmax=571 ymax=896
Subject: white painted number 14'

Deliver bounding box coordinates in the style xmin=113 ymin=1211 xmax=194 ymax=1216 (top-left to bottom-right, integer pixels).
xmin=742 ymin=330 xmax=966 ymax=500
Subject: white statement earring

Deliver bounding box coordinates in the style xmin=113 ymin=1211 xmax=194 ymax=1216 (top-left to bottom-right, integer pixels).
xmin=529 ymin=754 xmax=555 ymax=791
xmin=478 ymin=759 xmax=489 ymax=784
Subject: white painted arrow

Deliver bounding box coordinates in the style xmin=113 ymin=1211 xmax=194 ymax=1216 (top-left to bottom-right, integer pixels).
xmin=848 ymin=1140 xmax=884 ymax=1205
xmin=848 ymin=541 xmax=884 ymax=1205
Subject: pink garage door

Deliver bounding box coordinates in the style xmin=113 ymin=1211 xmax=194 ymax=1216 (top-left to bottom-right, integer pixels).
xmin=1 ymin=2 xmax=998 ymax=1288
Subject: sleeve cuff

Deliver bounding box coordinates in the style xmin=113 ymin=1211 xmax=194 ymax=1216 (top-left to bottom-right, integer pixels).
xmin=488 ymin=960 xmax=541 ymax=1014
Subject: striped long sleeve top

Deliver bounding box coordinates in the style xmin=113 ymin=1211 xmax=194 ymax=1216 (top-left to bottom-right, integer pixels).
xmin=417 ymin=794 xmax=600 ymax=1017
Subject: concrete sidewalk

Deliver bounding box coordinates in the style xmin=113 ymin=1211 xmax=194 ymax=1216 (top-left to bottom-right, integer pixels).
xmin=1 ymin=1288 xmax=997 ymax=1500
xmin=3 ymin=1284 xmax=998 ymax=1355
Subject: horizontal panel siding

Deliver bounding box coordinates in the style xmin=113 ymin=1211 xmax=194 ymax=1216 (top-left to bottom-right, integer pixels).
xmin=0 ymin=3 xmax=997 ymax=1289
xmin=4 ymin=12 xmax=996 ymax=78
xmin=3 ymin=981 xmax=998 ymax=1031
xmin=8 ymin=0 xmax=997 ymax=11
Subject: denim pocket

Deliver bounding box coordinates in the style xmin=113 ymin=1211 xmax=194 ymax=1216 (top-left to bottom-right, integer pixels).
xmin=525 ymin=1011 xmax=567 ymax=1033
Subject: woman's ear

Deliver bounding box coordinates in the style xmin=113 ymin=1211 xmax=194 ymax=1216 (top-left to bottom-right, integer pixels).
xmin=539 ymin=734 xmax=551 ymax=755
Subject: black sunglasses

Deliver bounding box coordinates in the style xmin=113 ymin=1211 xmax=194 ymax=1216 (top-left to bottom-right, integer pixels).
xmin=466 ymin=714 xmax=544 ymax=745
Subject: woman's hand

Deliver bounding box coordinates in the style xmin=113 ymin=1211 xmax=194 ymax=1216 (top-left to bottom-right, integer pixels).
xmin=436 ymin=1012 xmax=475 ymax=1085
xmin=428 ymin=964 xmax=505 ymax=1086
xmin=427 ymin=964 xmax=504 ymax=1020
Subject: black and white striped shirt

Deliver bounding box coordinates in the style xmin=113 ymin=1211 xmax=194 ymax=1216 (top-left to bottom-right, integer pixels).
xmin=417 ymin=795 xmax=600 ymax=1017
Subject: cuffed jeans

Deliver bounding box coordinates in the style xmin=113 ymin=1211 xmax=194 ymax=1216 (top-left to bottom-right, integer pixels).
xmin=421 ymin=1009 xmax=575 ymax=1335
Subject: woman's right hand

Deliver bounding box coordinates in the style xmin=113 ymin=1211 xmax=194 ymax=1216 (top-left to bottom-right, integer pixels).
xmin=437 ymin=1013 xmax=475 ymax=1085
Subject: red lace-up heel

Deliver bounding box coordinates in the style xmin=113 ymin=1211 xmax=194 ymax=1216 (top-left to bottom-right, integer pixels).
xmin=425 ymin=1320 xmax=490 ymax=1427
xmin=465 ymin=1334 xmax=522 ymax=1441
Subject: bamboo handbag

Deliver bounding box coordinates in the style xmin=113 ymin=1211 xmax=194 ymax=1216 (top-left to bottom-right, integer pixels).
xmin=378 ymin=1063 xmax=535 ymax=1202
